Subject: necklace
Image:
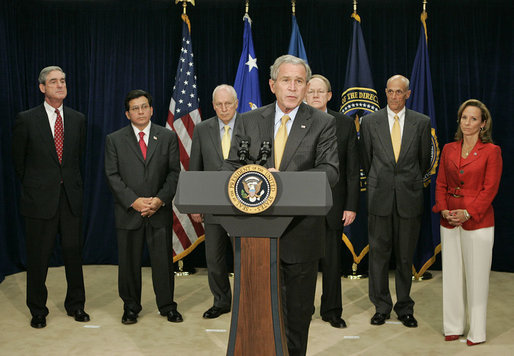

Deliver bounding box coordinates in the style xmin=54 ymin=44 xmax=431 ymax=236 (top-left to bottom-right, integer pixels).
xmin=462 ymin=142 xmax=475 ymax=157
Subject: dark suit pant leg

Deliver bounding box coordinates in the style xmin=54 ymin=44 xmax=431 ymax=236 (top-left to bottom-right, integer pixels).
xmin=146 ymin=225 xmax=177 ymax=313
xmin=205 ymin=223 xmax=232 ymax=309
xmin=392 ymin=214 xmax=420 ymax=316
xmin=59 ymin=189 xmax=86 ymax=313
xmin=117 ymin=227 xmax=144 ymax=314
xmin=25 ymin=216 xmax=59 ymax=317
xmin=24 ymin=187 xmax=85 ymax=316
xmin=368 ymin=214 xmax=394 ymax=314
xmin=320 ymin=227 xmax=343 ymax=318
xmin=281 ymin=260 xmax=318 ymax=356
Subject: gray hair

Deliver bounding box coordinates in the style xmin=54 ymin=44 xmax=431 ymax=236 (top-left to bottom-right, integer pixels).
xmin=309 ymin=74 xmax=332 ymax=92
xmin=269 ymin=55 xmax=311 ymax=82
xmin=386 ymin=74 xmax=410 ymax=91
xmin=212 ymin=84 xmax=238 ymax=102
xmin=38 ymin=66 xmax=65 ymax=84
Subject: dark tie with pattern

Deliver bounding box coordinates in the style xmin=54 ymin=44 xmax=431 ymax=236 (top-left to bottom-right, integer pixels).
xmin=54 ymin=108 xmax=64 ymax=164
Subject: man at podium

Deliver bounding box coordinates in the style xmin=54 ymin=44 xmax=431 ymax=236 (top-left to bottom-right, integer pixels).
xmin=228 ymin=55 xmax=339 ymax=356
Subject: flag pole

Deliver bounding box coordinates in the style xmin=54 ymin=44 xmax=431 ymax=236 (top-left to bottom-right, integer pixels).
xmin=353 ymin=0 xmax=357 ymax=13
xmin=291 ymin=0 xmax=296 ymax=15
xmin=175 ymin=0 xmax=195 ymax=15
xmin=173 ymin=0 xmax=199 ymax=276
xmin=245 ymin=0 xmax=249 ymax=15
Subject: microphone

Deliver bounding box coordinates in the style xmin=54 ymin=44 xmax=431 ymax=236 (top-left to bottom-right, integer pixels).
xmin=257 ymin=138 xmax=272 ymax=166
xmin=238 ymin=136 xmax=251 ymax=164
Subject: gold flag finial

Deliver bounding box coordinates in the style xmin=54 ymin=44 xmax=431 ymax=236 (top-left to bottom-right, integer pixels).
xmin=423 ymin=0 xmax=427 ymax=13
xmin=292 ymin=0 xmax=296 ymax=16
xmin=245 ymin=0 xmax=249 ymax=15
xmin=175 ymin=0 xmax=195 ymax=15
xmin=353 ymin=0 xmax=357 ymax=14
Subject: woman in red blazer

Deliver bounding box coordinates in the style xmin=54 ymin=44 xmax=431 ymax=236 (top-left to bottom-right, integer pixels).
xmin=433 ymin=99 xmax=502 ymax=346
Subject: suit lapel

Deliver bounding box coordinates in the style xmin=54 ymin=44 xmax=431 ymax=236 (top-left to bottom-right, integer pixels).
xmin=461 ymin=140 xmax=485 ymax=168
xmin=398 ymin=110 xmax=417 ymax=163
xmin=208 ymin=118 xmax=223 ymax=161
xmin=123 ymin=125 xmax=146 ymax=164
xmin=259 ymin=104 xmax=276 ymax=167
xmin=35 ymin=105 xmax=60 ymax=164
xmin=375 ymin=110 xmax=396 ymax=164
xmin=145 ymin=124 xmax=159 ymax=164
xmin=280 ymin=103 xmax=311 ymax=171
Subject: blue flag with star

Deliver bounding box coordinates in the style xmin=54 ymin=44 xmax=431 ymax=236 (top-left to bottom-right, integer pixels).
xmin=287 ymin=14 xmax=308 ymax=63
xmin=406 ymin=11 xmax=441 ymax=279
xmin=234 ymin=14 xmax=261 ymax=113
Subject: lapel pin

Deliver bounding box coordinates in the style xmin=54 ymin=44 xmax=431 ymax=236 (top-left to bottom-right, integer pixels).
xmin=474 ymin=152 xmax=477 ymax=156
xmin=301 ymin=125 xmax=306 ymax=129
xmin=153 ymin=136 xmax=157 ymax=140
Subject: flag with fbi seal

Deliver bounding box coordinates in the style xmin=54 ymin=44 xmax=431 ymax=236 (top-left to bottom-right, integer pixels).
xmin=234 ymin=13 xmax=261 ymax=113
xmin=340 ymin=11 xmax=379 ymax=269
xmin=288 ymin=14 xmax=308 ymax=63
xmin=406 ymin=10 xmax=441 ymax=279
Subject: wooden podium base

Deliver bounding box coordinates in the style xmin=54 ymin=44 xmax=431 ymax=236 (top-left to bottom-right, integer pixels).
xmin=227 ymin=237 xmax=288 ymax=356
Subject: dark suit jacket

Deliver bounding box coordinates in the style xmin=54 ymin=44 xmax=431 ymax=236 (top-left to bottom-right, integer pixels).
xmin=189 ymin=114 xmax=243 ymax=225
xmin=326 ymin=109 xmax=360 ymax=230
xmin=105 ymin=123 xmax=180 ymax=230
xmin=12 ymin=104 xmax=86 ymax=219
xmin=360 ymin=108 xmax=431 ymax=218
xmin=433 ymin=140 xmax=502 ymax=230
xmin=231 ymin=102 xmax=339 ymax=263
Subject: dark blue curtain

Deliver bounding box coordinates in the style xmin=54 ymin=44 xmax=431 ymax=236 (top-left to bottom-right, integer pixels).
xmin=1 ymin=0 xmax=513 ymax=282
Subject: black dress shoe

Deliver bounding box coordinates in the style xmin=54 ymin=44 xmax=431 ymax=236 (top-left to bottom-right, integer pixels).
xmin=203 ymin=306 xmax=230 ymax=319
xmin=67 ymin=309 xmax=90 ymax=322
xmin=162 ymin=310 xmax=183 ymax=323
xmin=30 ymin=315 xmax=46 ymax=329
xmin=322 ymin=315 xmax=347 ymax=329
xmin=398 ymin=314 xmax=418 ymax=328
xmin=370 ymin=312 xmax=390 ymax=325
xmin=121 ymin=310 xmax=138 ymax=325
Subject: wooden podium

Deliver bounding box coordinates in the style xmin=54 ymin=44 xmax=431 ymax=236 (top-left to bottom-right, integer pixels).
xmin=175 ymin=171 xmax=332 ymax=356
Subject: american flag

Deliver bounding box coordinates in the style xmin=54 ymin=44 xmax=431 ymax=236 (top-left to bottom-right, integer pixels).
xmin=166 ymin=14 xmax=205 ymax=261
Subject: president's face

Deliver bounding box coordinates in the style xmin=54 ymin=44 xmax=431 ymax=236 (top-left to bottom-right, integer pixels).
xmin=269 ymin=63 xmax=307 ymax=114
xmin=125 ymin=96 xmax=153 ymax=130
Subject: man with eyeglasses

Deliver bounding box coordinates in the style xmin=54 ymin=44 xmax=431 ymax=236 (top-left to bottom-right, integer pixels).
xmin=189 ymin=84 xmax=243 ymax=319
xmin=105 ymin=89 xmax=183 ymax=325
xmin=359 ymin=75 xmax=431 ymax=328
xmin=305 ymin=74 xmax=359 ymax=329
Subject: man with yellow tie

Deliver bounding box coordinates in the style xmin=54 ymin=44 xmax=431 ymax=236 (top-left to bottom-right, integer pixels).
xmin=189 ymin=84 xmax=243 ymax=319
xmin=228 ymin=55 xmax=339 ymax=356
xmin=360 ymin=75 xmax=432 ymax=328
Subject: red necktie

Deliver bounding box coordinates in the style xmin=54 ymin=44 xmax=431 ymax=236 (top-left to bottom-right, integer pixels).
xmin=54 ymin=108 xmax=64 ymax=164
xmin=139 ymin=131 xmax=147 ymax=160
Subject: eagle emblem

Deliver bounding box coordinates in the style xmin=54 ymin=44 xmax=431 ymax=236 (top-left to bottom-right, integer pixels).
xmin=241 ymin=176 xmax=264 ymax=202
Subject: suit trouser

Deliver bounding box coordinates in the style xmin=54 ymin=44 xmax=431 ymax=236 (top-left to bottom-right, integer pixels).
xmin=441 ymin=225 xmax=494 ymax=343
xmin=319 ymin=227 xmax=343 ymax=318
xmin=24 ymin=185 xmax=85 ymax=317
xmin=117 ymin=222 xmax=176 ymax=314
xmin=281 ymin=260 xmax=318 ymax=356
xmin=368 ymin=205 xmax=420 ymax=316
xmin=205 ymin=223 xmax=232 ymax=309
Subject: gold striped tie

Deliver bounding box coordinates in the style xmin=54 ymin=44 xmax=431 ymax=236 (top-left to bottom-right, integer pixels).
xmin=221 ymin=125 xmax=231 ymax=159
xmin=391 ymin=115 xmax=401 ymax=162
xmin=274 ymin=115 xmax=290 ymax=169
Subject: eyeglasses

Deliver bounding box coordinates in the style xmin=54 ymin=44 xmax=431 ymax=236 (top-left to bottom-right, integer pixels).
xmin=214 ymin=102 xmax=236 ymax=109
xmin=306 ymin=90 xmax=328 ymax=95
xmin=129 ymin=104 xmax=150 ymax=112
